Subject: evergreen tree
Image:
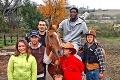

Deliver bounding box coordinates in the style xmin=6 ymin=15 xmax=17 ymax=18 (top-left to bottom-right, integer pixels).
xmin=20 ymin=0 xmax=43 ymax=31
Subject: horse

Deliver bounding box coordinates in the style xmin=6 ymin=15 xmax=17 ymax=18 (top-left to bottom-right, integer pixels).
xmin=45 ymin=23 xmax=85 ymax=80
xmin=45 ymin=24 xmax=63 ymax=79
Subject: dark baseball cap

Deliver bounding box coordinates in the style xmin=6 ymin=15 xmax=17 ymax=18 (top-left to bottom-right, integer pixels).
xmin=29 ymin=30 xmax=39 ymax=37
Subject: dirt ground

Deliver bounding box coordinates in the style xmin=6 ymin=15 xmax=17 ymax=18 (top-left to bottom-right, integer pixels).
xmin=0 ymin=38 xmax=120 ymax=80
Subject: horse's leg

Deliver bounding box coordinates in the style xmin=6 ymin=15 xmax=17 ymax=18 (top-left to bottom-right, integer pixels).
xmin=48 ymin=64 xmax=58 ymax=79
xmin=48 ymin=64 xmax=64 ymax=80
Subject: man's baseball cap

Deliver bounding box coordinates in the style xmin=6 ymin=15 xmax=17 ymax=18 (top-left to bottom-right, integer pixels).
xmin=29 ymin=30 xmax=39 ymax=37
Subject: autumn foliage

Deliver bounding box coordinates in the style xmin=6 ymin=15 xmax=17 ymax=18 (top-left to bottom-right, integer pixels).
xmin=37 ymin=0 xmax=69 ymax=26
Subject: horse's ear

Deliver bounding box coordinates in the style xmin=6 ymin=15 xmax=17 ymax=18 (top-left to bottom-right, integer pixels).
xmin=48 ymin=16 xmax=58 ymax=30
xmin=48 ymin=21 xmax=57 ymax=30
xmin=52 ymin=25 xmax=57 ymax=30
xmin=48 ymin=20 xmax=53 ymax=30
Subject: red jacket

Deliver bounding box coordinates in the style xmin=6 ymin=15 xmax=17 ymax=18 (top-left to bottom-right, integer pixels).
xmin=59 ymin=54 xmax=84 ymax=80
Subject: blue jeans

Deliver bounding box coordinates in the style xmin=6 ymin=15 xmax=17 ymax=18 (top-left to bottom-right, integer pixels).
xmin=86 ymin=68 xmax=103 ymax=80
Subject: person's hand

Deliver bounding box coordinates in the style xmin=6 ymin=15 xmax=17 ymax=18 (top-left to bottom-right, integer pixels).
xmin=98 ymin=72 xmax=104 ymax=78
xmin=77 ymin=46 xmax=84 ymax=55
xmin=49 ymin=51 xmax=54 ymax=59
xmin=55 ymin=60 xmax=59 ymax=65
xmin=54 ymin=74 xmax=63 ymax=80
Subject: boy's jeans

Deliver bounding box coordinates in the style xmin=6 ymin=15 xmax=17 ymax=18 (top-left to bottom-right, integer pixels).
xmin=86 ymin=68 xmax=103 ymax=80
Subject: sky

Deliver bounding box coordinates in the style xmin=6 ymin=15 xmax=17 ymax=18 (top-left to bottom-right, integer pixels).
xmin=31 ymin=0 xmax=120 ymax=9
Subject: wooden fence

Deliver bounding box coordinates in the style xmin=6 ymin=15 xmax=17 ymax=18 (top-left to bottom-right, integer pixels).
xmin=0 ymin=33 xmax=25 ymax=46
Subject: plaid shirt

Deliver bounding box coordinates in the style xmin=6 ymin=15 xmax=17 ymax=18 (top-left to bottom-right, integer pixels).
xmin=94 ymin=48 xmax=105 ymax=72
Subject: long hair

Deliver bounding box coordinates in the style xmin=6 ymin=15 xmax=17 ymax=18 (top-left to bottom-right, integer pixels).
xmin=14 ymin=39 xmax=31 ymax=61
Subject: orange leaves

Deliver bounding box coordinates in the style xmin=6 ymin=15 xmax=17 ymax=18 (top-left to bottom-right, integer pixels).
xmin=37 ymin=0 xmax=68 ymax=26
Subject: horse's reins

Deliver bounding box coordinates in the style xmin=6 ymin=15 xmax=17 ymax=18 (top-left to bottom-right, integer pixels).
xmin=50 ymin=57 xmax=60 ymax=71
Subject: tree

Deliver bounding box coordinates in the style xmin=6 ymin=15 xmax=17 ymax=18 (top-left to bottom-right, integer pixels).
xmin=0 ymin=0 xmax=22 ymax=16
xmin=38 ymin=0 xmax=68 ymax=26
xmin=20 ymin=0 xmax=43 ymax=31
xmin=0 ymin=13 xmax=8 ymax=33
xmin=0 ymin=0 xmax=22 ymax=33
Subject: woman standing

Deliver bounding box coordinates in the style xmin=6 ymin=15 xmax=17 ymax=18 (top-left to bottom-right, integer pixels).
xmin=7 ymin=39 xmax=37 ymax=80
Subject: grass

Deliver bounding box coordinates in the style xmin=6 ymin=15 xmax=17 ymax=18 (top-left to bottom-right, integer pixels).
xmin=97 ymin=37 xmax=120 ymax=44
xmin=0 ymin=44 xmax=4 ymax=48
xmin=0 ymin=38 xmax=4 ymax=48
xmin=0 ymin=37 xmax=18 ymax=48
xmin=91 ymin=10 xmax=120 ymax=16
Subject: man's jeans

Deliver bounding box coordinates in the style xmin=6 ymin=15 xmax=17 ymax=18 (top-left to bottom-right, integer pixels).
xmin=43 ymin=63 xmax=46 ymax=80
xmin=86 ymin=68 xmax=103 ymax=80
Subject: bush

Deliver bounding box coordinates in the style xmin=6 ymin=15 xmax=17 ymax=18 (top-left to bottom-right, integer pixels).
xmin=87 ymin=23 xmax=120 ymax=37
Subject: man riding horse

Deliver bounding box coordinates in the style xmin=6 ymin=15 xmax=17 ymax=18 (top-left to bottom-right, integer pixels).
xmin=46 ymin=7 xmax=88 ymax=80
xmin=57 ymin=7 xmax=88 ymax=55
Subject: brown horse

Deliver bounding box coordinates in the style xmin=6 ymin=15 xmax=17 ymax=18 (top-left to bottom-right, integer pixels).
xmin=45 ymin=23 xmax=84 ymax=79
xmin=45 ymin=24 xmax=63 ymax=79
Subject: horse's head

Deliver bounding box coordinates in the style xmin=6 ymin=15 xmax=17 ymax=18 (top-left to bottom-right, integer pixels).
xmin=46 ymin=21 xmax=63 ymax=79
xmin=46 ymin=25 xmax=63 ymax=57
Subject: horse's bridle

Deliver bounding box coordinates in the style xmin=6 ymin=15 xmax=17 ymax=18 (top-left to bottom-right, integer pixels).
xmin=47 ymin=30 xmax=62 ymax=51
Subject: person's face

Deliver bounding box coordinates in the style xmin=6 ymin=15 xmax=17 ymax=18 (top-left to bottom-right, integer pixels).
xmin=18 ymin=42 xmax=26 ymax=53
xmin=38 ymin=21 xmax=47 ymax=32
xmin=87 ymin=35 xmax=94 ymax=44
xmin=70 ymin=9 xmax=78 ymax=19
xmin=63 ymin=48 xmax=71 ymax=56
xmin=30 ymin=36 xmax=39 ymax=45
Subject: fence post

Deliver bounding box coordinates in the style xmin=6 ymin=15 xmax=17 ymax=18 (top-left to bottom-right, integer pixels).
xmin=4 ymin=34 xmax=6 ymax=46
xmin=10 ymin=33 xmax=12 ymax=43
xmin=17 ymin=33 xmax=18 ymax=41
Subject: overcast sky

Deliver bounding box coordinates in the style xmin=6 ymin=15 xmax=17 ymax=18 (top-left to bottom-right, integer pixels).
xmin=31 ymin=0 xmax=120 ymax=9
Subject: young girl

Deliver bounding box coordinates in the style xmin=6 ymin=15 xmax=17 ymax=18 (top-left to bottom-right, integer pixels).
xmin=55 ymin=42 xmax=84 ymax=80
xmin=7 ymin=39 xmax=37 ymax=80
xmin=84 ymin=30 xmax=105 ymax=80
